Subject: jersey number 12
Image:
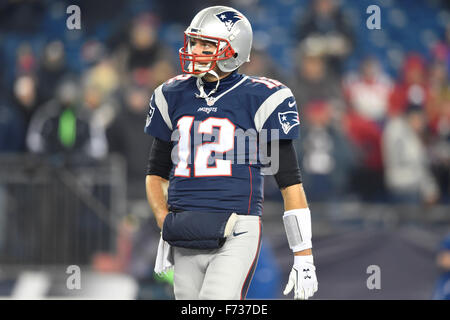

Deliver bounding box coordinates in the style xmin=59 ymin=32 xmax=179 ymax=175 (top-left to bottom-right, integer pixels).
xmin=174 ymin=116 xmax=235 ymax=177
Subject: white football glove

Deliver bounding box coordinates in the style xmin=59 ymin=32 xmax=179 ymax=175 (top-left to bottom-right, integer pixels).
xmin=283 ymin=255 xmax=318 ymax=300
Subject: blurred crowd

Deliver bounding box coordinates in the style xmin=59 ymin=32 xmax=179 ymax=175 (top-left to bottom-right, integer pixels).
xmin=263 ymin=0 xmax=450 ymax=206
xmin=0 ymin=0 xmax=449 ymax=209
xmin=0 ymin=1 xmax=180 ymax=204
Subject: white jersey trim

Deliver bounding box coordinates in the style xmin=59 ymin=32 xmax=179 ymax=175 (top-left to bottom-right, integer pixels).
xmin=154 ymin=85 xmax=173 ymax=130
xmin=196 ymin=75 xmax=249 ymax=105
xmin=254 ymin=88 xmax=294 ymax=132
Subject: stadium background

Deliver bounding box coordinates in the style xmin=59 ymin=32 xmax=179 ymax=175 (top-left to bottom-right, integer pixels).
xmin=0 ymin=0 xmax=449 ymax=299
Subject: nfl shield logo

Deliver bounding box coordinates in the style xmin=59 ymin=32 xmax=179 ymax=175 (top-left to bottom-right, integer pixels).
xmin=206 ymin=97 xmax=216 ymax=106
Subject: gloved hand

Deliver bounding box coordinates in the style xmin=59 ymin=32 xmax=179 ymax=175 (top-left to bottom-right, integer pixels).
xmin=283 ymin=255 xmax=318 ymax=300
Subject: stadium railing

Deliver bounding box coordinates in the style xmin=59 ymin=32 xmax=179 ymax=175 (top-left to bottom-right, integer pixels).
xmin=0 ymin=154 xmax=127 ymax=267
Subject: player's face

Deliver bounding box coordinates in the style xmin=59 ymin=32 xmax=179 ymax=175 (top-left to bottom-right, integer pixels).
xmin=189 ymin=38 xmax=218 ymax=65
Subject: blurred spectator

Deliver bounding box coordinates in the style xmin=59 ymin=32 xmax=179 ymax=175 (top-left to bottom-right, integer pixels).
xmin=429 ymin=138 xmax=450 ymax=203
xmin=295 ymin=0 xmax=355 ymax=76
xmin=106 ymin=83 xmax=153 ymax=201
xmin=290 ymin=50 xmax=344 ymax=117
xmin=427 ymin=60 xmax=450 ymax=202
xmin=382 ymin=104 xmax=439 ymax=204
xmin=81 ymin=58 xmax=121 ymax=130
xmin=389 ymin=53 xmax=430 ymax=116
xmin=83 ymin=58 xmax=120 ymax=99
xmin=432 ymin=233 xmax=450 ymax=300
xmin=343 ymin=57 xmax=393 ymax=124
xmin=109 ymin=13 xmax=176 ymax=91
xmin=36 ymin=40 xmax=69 ymax=103
xmin=11 ymin=74 xmax=42 ymax=130
xmin=127 ymin=14 xmax=165 ymax=70
xmin=240 ymin=49 xmax=285 ymax=82
xmin=297 ymin=101 xmax=354 ymax=201
xmin=344 ymin=110 xmax=384 ymax=201
xmin=431 ymin=23 xmax=450 ymax=74
xmin=127 ymin=60 xmax=176 ymax=92
xmin=26 ymin=77 xmax=107 ymax=159
xmin=15 ymin=42 xmax=37 ymax=75
xmin=81 ymin=40 xmax=108 ymax=68
xmin=426 ymin=60 xmax=450 ymax=136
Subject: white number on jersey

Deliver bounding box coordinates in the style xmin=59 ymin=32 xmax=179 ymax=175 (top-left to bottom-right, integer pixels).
xmin=174 ymin=116 xmax=236 ymax=177
xmin=250 ymin=77 xmax=283 ymax=89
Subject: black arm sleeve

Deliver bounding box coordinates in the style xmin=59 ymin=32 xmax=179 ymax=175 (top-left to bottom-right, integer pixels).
xmin=146 ymin=137 xmax=174 ymax=180
xmin=271 ymin=139 xmax=302 ymax=189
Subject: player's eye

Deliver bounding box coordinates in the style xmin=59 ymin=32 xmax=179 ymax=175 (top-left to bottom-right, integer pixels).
xmin=189 ymin=38 xmax=217 ymax=52
xmin=203 ymin=41 xmax=216 ymax=49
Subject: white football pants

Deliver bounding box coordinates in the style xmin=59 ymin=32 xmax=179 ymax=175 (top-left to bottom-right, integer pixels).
xmin=172 ymin=215 xmax=262 ymax=300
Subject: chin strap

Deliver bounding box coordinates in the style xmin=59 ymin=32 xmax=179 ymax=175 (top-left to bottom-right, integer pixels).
xmin=195 ymin=69 xmax=221 ymax=99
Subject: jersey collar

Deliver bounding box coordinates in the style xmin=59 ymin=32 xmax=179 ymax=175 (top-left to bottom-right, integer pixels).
xmin=200 ymin=70 xmax=242 ymax=91
xmin=195 ymin=71 xmax=247 ymax=106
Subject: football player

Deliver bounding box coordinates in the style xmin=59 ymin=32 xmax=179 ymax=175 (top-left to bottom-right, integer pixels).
xmin=145 ymin=6 xmax=318 ymax=300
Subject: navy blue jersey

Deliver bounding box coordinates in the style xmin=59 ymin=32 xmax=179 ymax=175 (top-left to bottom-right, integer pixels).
xmin=144 ymin=71 xmax=299 ymax=216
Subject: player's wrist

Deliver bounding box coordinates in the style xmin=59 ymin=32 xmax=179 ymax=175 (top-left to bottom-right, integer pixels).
xmin=156 ymin=211 xmax=169 ymax=229
xmin=294 ymin=248 xmax=312 ymax=256
xmin=293 ymin=255 xmax=314 ymax=266
xmin=283 ymin=208 xmax=312 ymax=252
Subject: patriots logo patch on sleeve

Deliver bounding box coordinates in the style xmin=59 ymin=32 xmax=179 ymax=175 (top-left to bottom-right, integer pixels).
xmin=146 ymin=103 xmax=155 ymax=128
xmin=278 ymin=111 xmax=299 ymax=134
xmin=215 ymin=11 xmax=243 ymax=31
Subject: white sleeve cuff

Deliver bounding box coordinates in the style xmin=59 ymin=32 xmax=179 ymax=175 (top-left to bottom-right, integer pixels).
xmin=283 ymin=208 xmax=312 ymax=252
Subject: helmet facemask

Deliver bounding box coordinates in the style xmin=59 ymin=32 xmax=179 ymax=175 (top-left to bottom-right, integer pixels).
xmin=179 ymin=32 xmax=236 ymax=77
